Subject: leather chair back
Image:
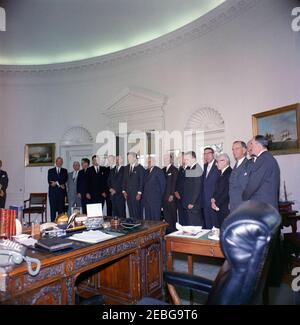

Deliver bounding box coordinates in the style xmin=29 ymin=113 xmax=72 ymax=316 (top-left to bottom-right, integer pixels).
xmin=207 ymin=200 xmax=281 ymax=305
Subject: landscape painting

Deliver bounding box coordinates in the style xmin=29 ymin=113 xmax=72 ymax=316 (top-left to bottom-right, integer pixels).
xmin=252 ymin=104 xmax=300 ymax=155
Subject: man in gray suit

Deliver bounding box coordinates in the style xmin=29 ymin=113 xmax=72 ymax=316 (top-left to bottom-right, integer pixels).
xmin=67 ymin=161 xmax=81 ymax=215
xmin=229 ymin=141 xmax=250 ymax=212
xmin=242 ymin=135 xmax=280 ymax=209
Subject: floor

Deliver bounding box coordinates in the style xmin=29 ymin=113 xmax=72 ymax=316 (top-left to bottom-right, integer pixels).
xmin=167 ymin=253 xmax=300 ymax=305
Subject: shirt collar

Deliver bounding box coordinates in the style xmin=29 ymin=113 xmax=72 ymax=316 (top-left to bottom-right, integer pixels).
xmin=257 ymin=149 xmax=267 ymax=158
xmin=221 ymin=165 xmax=230 ymax=175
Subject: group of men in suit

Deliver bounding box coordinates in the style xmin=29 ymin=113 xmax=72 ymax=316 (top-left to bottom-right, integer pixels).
xmin=47 ymin=135 xmax=280 ymax=231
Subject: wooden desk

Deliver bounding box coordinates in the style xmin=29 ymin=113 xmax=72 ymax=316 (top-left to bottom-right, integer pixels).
xmin=165 ymin=232 xmax=224 ymax=273
xmin=0 ymin=221 xmax=167 ymax=305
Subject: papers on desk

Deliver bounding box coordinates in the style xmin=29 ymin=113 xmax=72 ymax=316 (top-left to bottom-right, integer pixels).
xmin=208 ymin=227 xmax=220 ymax=241
xmin=167 ymin=223 xmax=211 ymax=239
xmin=12 ymin=234 xmax=37 ymax=247
xmin=68 ymin=230 xmax=115 ymax=244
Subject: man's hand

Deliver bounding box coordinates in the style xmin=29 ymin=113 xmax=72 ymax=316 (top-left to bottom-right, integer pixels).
xmin=77 ymin=193 xmax=81 ymax=199
xmin=136 ymin=193 xmax=141 ymax=201
xmin=86 ymin=193 xmax=91 ymax=200
xmin=168 ymin=195 xmax=174 ymax=202
xmin=101 ymin=192 xmax=107 ymax=198
xmin=211 ymin=198 xmax=218 ymax=210
xmin=188 ymin=204 xmax=194 ymax=210
xmin=174 ymin=191 xmax=181 ymax=200
xmin=50 ymin=181 xmax=57 ymax=187
xmin=123 ymin=191 xmax=128 ymax=200
xmin=60 ymin=184 xmax=65 ymax=190
xmin=109 ymin=188 xmax=116 ymax=195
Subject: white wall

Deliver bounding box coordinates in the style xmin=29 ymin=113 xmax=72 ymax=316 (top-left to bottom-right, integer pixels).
xmin=0 ymin=0 xmax=299 ymax=218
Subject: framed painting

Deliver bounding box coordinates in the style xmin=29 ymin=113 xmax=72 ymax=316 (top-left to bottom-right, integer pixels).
xmin=252 ymin=103 xmax=300 ymax=155
xmin=25 ymin=143 xmax=56 ymax=167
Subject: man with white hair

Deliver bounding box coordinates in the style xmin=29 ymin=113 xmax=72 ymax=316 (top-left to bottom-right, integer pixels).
xmin=211 ymin=153 xmax=232 ymax=227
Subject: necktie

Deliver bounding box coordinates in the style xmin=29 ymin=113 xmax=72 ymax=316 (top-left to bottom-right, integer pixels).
xmin=96 ymin=166 xmax=99 ymax=173
xmin=234 ymin=161 xmax=238 ymax=169
xmin=57 ymin=168 xmax=60 ymax=175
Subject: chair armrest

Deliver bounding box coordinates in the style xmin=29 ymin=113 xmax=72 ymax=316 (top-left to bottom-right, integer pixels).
xmin=164 ymin=271 xmax=213 ymax=294
xmin=23 ymin=199 xmax=30 ymax=207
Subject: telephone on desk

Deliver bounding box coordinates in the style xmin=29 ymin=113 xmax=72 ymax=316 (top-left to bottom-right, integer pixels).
xmin=0 ymin=239 xmax=41 ymax=276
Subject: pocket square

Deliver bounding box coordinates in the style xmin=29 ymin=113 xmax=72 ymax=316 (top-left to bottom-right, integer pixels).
xmin=168 ymin=173 xmax=172 ymax=176
xmin=244 ymin=172 xmax=247 ymax=176
xmin=1 ymin=175 xmax=5 ymax=178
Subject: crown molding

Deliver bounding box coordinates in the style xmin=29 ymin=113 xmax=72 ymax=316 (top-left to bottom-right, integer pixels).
xmin=0 ymin=0 xmax=260 ymax=75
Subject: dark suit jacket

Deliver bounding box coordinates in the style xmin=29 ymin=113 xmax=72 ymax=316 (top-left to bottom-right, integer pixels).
xmin=202 ymin=160 xmax=220 ymax=207
xmin=175 ymin=166 xmax=185 ymax=197
xmin=0 ymin=170 xmax=9 ymax=195
xmin=162 ymin=165 xmax=178 ymax=199
xmin=229 ymin=157 xmax=251 ymax=212
xmin=76 ymin=169 xmax=89 ymax=195
xmin=213 ymin=166 xmax=232 ymax=214
xmin=242 ymin=151 xmax=280 ymax=209
xmin=143 ymin=166 xmax=166 ymax=204
xmin=48 ymin=167 xmax=68 ymax=197
xmin=123 ymin=164 xmax=145 ymax=196
xmin=86 ymin=166 xmax=108 ymax=198
xmin=108 ymin=166 xmax=125 ymax=194
xmin=182 ymin=163 xmax=203 ymax=209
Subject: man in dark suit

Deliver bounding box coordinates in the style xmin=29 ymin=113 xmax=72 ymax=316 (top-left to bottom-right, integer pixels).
xmin=142 ymin=156 xmax=166 ymax=221
xmin=48 ymin=157 xmax=68 ymax=221
xmin=229 ymin=141 xmax=251 ymax=212
xmin=108 ymin=155 xmax=126 ymax=218
xmin=202 ymin=147 xmax=220 ymax=229
xmin=162 ymin=153 xmax=178 ymax=232
xmin=86 ymin=155 xmax=108 ymax=209
xmin=242 ymin=135 xmax=280 ymax=209
xmin=211 ymin=153 xmax=232 ymax=227
xmin=0 ymin=160 xmax=9 ymax=209
xmin=104 ymin=155 xmax=114 ymax=216
xmin=76 ymin=158 xmax=90 ymax=214
xmin=122 ymin=152 xmax=145 ymax=219
xmin=182 ymin=151 xmax=203 ymax=226
xmin=174 ymin=152 xmax=187 ymax=225
xmin=243 ymin=135 xmax=281 ymax=287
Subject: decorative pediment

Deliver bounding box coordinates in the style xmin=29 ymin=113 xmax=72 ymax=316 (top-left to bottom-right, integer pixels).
xmin=61 ymin=126 xmax=93 ymax=145
xmin=103 ymin=87 xmax=167 ymax=132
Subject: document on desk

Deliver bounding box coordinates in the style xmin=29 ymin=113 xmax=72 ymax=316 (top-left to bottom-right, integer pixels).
xmin=168 ymin=229 xmax=211 ymax=239
xmin=68 ymin=230 xmax=116 ymax=244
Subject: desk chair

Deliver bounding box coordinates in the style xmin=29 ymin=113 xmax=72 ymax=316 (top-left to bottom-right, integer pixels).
xmin=139 ymin=200 xmax=281 ymax=305
xmin=23 ymin=193 xmax=47 ymax=224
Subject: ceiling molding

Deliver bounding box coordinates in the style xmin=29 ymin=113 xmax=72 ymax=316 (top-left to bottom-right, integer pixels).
xmin=0 ymin=0 xmax=260 ymax=75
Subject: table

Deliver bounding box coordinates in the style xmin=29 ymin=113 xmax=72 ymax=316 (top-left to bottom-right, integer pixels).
xmin=165 ymin=232 xmax=224 ymax=304
xmin=165 ymin=232 xmax=224 ymax=274
xmin=0 ymin=220 xmax=167 ymax=305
